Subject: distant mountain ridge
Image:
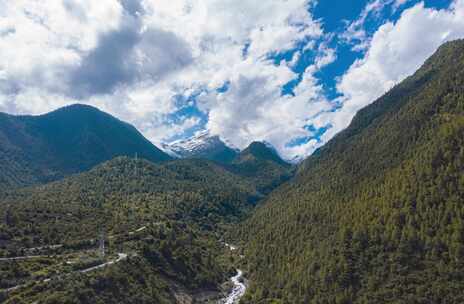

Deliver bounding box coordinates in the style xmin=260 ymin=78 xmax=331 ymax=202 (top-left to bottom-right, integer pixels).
xmin=0 ymin=104 xmax=171 ymax=190
xmin=162 ymin=130 xmax=293 ymax=166
xmin=163 ymin=136 xmax=293 ymax=194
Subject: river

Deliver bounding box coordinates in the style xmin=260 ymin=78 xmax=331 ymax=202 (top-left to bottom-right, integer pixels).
xmin=219 ymin=269 xmax=246 ymax=304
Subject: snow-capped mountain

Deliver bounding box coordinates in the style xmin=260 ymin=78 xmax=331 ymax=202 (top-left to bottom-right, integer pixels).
xmin=162 ymin=131 xmax=240 ymax=163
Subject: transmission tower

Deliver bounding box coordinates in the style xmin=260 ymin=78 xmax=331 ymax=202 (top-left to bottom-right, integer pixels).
xmin=134 ymin=152 xmax=138 ymax=177
xmin=99 ymin=229 xmax=105 ymax=258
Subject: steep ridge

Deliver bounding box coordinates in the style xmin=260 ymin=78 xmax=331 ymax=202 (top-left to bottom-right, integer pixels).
xmin=239 ymin=40 xmax=464 ymax=303
xmin=0 ymin=104 xmax=171 ymax=190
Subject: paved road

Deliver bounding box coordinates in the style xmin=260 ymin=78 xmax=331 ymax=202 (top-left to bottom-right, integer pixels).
xmin=80 ymin=253 xmax=128 ymax=273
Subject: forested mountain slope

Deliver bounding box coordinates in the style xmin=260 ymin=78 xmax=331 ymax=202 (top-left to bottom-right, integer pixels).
xmin=0 ymin=104 xmax=171 ymax=190
xmin=239 ymin=40 xmax=464 ymax=303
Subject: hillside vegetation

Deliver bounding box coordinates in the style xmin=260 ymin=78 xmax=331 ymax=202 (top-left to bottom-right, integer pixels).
xmin=239 ymin=40 xmax=464 ymax=303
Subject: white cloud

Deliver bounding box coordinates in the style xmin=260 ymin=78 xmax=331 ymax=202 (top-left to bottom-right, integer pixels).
xmin=341 ymin=0 xmax=389 ymax=48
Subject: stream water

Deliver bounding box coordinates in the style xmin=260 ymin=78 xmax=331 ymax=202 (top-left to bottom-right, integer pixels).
xmin=219 ymin=269 xmax=246 ymax=304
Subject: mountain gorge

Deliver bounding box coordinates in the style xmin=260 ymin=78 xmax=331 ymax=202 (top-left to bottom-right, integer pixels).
xmin=0 ymin=39 xmax=464 ymax=304
xmin=0 ymin=116 xmax=291 ymax=302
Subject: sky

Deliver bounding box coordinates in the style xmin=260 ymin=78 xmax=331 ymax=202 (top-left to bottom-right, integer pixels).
xmin=1 ymin=0 xmax=464 ymax=161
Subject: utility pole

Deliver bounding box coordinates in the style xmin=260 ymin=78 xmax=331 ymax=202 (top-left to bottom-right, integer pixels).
xmin=4 ymin=206 xmax=11 ymax=227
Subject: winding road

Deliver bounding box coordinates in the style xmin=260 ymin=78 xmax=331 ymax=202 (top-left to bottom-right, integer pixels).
xmin=0 ymin=224 xmax=152 ymax=294
xmin=0 ymin=255 xmax=48 ymax=261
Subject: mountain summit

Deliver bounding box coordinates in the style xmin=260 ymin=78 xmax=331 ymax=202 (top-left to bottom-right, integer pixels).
xmin=230 ymin=141 xmax=293 ymax=194
xmin=0 ymin=104 xmax=170 ymax=189
xmin=235 ymin=141 xmax=288 ymax=166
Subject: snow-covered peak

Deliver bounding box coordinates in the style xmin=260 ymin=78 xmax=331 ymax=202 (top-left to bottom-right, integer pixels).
xmin=162 ymin=131 xmax=239 ymax=163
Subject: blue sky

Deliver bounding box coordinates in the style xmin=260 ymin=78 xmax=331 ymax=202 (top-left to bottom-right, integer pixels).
xmin=313 ymin=0 xmax=452 ymax=97
xmin=0 ymin=0 xmax=463 ymax=160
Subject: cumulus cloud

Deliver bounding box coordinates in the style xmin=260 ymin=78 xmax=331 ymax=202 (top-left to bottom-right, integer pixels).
xmin=70 ymin=23 xmax=193 ymax=98
xmin=135 ymin=0 xmax=331 ymax=157
xmin=0 ymin=0 xmax=122 ymax=111
xmin=198 ymin=60 xmax=333 ymax=159
xmin=0 ymin=0 xmax=330 ymax=158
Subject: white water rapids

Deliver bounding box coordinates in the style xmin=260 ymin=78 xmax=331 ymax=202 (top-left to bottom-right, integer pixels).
xmin=219 ymin=269 xmax=246 ymax=304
